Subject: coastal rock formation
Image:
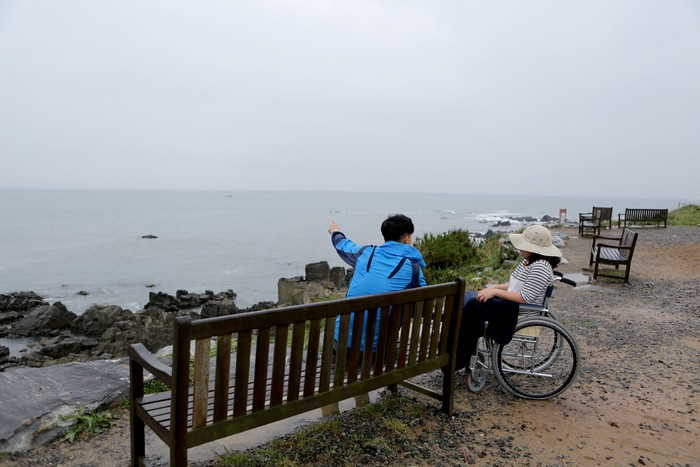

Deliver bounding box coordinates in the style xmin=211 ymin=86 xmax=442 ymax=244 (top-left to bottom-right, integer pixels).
xmin=0 ymin=360 xmax=129 ymax=453
xmin=0 ymin=291 xmax=46 ymax=312
xmin=305 ymin=261 xmax=330 ymax=282
xmin=0 ymin=346 xmax=8 ymax=364
xmin=330 ymin=266 xmax=346 ymax=288
xmin=277 ymin=262 xmax=349 ymax=306
xmin=12 ymin=303 xmax=76 ymax=337
xmin=145 ymin=289 xmax=237 ymax=313
xmin=201 ymin=299 xmax=237 ymax=318
xmin=72 ymin=305 xmax=134 ymax=337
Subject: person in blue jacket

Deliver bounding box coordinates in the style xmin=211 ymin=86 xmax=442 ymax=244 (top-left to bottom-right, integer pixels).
xmin=328 ymin=214 xmax=428 ymax=350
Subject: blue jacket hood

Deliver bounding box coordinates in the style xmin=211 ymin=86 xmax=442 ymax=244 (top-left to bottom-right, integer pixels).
xmin=378 ymin=241 xmax=427 ymax=267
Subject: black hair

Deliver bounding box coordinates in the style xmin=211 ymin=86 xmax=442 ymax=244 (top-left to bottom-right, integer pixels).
xmin=525 ymin=253 xmax=561 ymax=269
xmin=381 ymin=214 xmax=415 ymax=241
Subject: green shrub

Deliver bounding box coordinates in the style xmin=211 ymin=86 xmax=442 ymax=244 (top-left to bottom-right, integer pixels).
xmin=669 ymin=204 xmax=700 ymax=225
xmin=416 ymin=230 xmax=515 ymax=288
xmin=415 ymin=230 xmax=477 ymax=270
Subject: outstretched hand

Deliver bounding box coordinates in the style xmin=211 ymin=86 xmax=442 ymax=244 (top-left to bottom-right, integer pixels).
xmin=328 ymin=220 xmax=341 ymax=234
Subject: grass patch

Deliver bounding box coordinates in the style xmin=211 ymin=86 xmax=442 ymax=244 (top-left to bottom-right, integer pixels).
xmin=144 ymin=378 xmax=169 ymax=394
xmin=215 ymin=396 xmax=431 ymax=466
xmin=669 ymin=204 xmax=700 ymax=225
xmin=60 ymin=407 xmax=115 ymax=443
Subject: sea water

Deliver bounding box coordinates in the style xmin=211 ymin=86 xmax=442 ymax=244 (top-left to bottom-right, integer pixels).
xmin=0 ymin=189 xmax=676 ymax=313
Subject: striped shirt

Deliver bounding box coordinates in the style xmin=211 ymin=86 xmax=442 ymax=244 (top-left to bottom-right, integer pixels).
xmin=508 ymin=259 xmax=554 ymax=305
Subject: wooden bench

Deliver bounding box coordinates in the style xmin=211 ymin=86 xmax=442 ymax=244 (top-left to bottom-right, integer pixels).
xmin=578 ymin=207 xmax=613 ymax=237
xmin=589 ymin=229 xmax=638 ymax=283
xmin=618 ymin=208 xmax=668 ymax=228
xmin=128 ymin=280 xmax=466 ymax=466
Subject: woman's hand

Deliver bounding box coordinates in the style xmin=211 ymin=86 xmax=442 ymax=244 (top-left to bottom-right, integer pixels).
xmin=476 ymin=287 xmax=498 ymax=302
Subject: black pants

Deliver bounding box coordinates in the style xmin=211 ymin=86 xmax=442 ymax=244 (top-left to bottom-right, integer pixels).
xmin=454 ymin=292 xmax=519 ymax=371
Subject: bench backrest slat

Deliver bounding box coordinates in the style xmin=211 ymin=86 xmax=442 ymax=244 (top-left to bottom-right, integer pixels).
xmin=418 ymin=299 xmax=434 ymax=362
xmin=252 ymin=328 xmax=270 ymax=412
xmin=385 ymin=306 xmax=402 ymax=372
xmin=346 ymin=311 xmax=364 ymax=384
xmin=361 ymin=310 xmax=377 ymax=379
xmin=439 ymin=295 xmax=454 ymax=354
xmin=192 ymin=338 xmax=211 ymax=428
xmin=429 ymin=297 xmax=445 ymax=359
xmin=319 ymin=319 xmax=334 ymax=393
xmin=270 ymin=325 xmax=288 ymax=407
xmin=213 ymin=335 xmax=232 ymax=421
xmin=286 ymin=322 xmax=305 ymax=403
xmin=397 ymin=304 xmax=412 ymax=368
xmin=233 ymin=330 xmax=252 ymax=415
xmin=408 ymin=302 xmax=423 ymax=366
xmin=373 ymin=307 xmax=390 ymax=376
xmin=303 ymin=319 xmax=322 ymax=398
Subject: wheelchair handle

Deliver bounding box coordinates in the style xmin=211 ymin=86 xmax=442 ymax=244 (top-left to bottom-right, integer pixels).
xmin=558 ymin=277 xmax=577 ymax=287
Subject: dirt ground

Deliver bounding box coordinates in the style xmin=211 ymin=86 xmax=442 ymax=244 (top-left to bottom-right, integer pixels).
xmin=3 ymin=226 xmax=699 ymax=466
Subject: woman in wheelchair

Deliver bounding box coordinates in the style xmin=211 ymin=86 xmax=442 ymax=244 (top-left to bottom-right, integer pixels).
xmin=475 ymin=224 xmax=561 ymax=305
xmin=459 ymin=225 xmax=579 ymax=399
xmin=460 ymin=225 xmax=562 ymax=368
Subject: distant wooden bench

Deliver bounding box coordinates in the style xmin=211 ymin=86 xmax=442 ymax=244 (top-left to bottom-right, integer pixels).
xmin=618 ymin=208 xmax=668 ymax=228
xmin=128 ymin=280 xmax=466 ymax=466
xmin=579 ymin=207 xmax=613 ymax=237
xmin=589 ymin=229 xmax=639 ymax=283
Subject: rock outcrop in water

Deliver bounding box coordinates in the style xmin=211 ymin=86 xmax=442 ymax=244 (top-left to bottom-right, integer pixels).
xmin=277 ymin=261 xmax=350 ymax=305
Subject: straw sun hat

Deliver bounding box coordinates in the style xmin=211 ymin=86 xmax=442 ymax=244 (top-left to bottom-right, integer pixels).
xmin=508 ymin=225 xmax=562 ymax=258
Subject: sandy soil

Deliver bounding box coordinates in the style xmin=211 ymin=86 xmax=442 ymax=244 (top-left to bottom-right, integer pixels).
xmin=3 ymin=226 xmax=699 ymax=466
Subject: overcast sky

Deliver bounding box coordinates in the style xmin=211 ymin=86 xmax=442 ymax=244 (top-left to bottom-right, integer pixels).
xmin=1 ymin=1 xmax=698 ymax=198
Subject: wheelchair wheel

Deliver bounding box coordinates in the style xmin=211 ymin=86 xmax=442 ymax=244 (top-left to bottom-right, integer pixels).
xmin=492 ymin=318 xmax=579 ymax=400
xmin=501 ymin=320 xmax=562 ymax=372
xmin=466 ymin=352 xmax=488 ymax=393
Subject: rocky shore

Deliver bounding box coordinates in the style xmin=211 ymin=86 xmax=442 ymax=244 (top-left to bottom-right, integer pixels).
xmin=0 ymin=262 xmax=352 ymax=372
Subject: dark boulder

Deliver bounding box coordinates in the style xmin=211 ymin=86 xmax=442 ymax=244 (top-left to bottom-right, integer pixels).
xmin=0 ymin=291 xmax=46 ymax=312
xmin=72 ymin=305 xmax=134 ymax=337
xmin=492 ymin=220 xmax=511 ymax=227
xmin=39 ymin=338 xmax=83 ymax=359
xmin=329 ymin=267 xmax=346 ymax=288
xmin=240 ymin=301 xmax=276 ymax=313
xmin=0 ymin=311 xmax=22 ymax=325
xmin=12 ymin=303 xmax=77 ymax=337
xmin=141 ymin=234 xmax=158 ymax=239
xmin=145 ymin=292 xmax=180 ymax=313
xmin=0 ymin=345 xmax=8 ymax=364
xmin=201 ymin=299 xmax=237 ymax=318
xmin=305 ymin=261 xmax=330 ymax=282
xmin=540 ymin=214 xmax=555 ymax=222
xmin=345 ymin=268 xmax=354 ymax=285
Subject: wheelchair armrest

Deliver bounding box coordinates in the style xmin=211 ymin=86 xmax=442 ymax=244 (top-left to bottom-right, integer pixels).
xmin=518 ymin=304 xmax=546 ymax=313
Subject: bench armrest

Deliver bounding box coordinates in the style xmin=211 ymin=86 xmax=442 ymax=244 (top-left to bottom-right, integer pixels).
xmin=592 ymin=234 xmax=621 ymax=241
xmin=596 ymin=243 xmax=634 ymax=251
xmin=128 ymin=343 xmax=172 ymax=387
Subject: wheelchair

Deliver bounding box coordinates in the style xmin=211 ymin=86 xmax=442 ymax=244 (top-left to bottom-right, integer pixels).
xmin=466 ymin=271 xmax=580 ymax=399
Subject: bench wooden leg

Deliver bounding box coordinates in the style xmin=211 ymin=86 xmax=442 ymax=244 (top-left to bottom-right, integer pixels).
xmin=441 ymin=365 xmax=455 ymax=415
xmin=129 ymin=360 xmax=145 ymax=467
xmin=593 ymin=260 xmax=600 ymax=280
xmin=170 ymin=444 xmax=187 ymax=467
xmin=624 ymin=264 xmax=631 ymax=283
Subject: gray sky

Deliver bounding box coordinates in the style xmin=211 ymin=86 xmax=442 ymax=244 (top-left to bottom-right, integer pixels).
xmin=1 ymin=1 xmax=699 ymax=198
